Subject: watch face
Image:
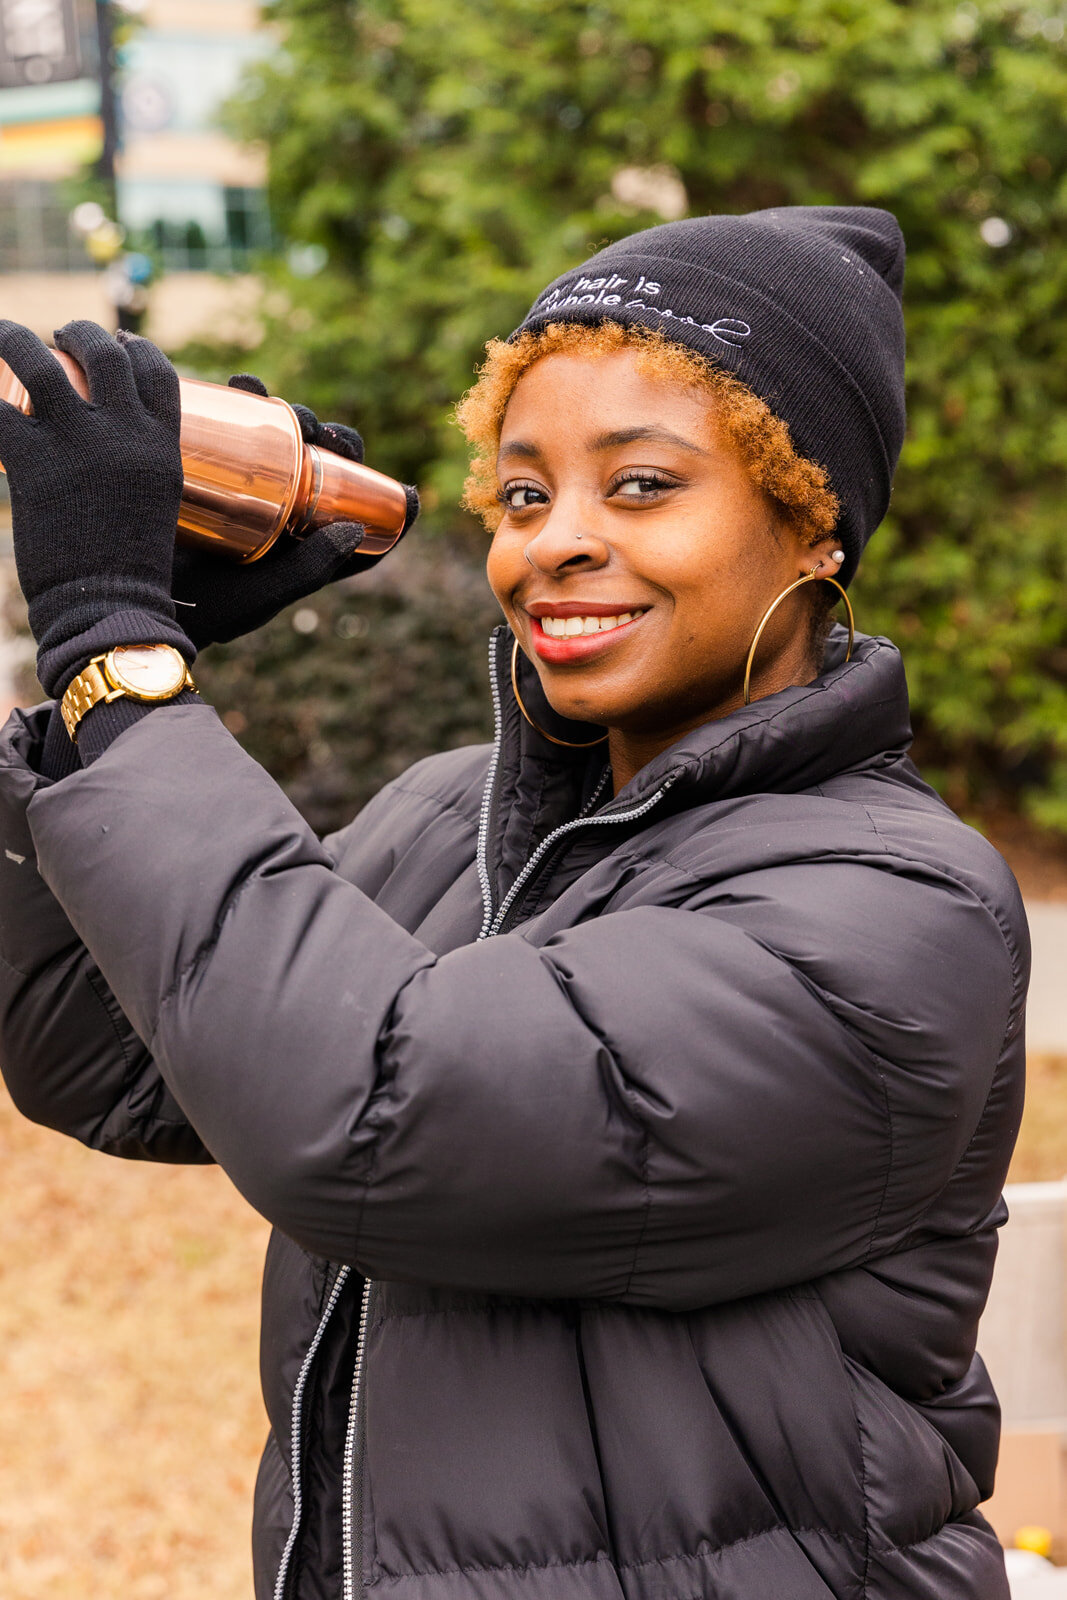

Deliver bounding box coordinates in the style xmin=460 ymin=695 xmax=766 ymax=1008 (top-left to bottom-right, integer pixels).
xmin=108 ymin=644 xmax=187 ymax=698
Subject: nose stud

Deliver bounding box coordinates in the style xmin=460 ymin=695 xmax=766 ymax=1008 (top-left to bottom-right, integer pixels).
xmin=522 ymin=532 xmax=587 ymax=566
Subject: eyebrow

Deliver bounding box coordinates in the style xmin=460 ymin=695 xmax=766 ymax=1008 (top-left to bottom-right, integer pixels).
xmin=589 ymin=425 xmax=709 ymax=455
xmin=497 ymin=425 xmax=710 ymax=462
xmin=496 ymin=440 xmax=542 ymax=461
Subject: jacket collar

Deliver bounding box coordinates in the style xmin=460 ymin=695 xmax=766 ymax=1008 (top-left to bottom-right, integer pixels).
xmin=493 ymin=621 xmax=913 ymax=817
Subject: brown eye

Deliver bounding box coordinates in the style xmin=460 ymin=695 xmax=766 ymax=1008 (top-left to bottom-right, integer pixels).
xmin=499 ymin=482 xmax=548 ymax=511
xmin=616 ymin=477 xmax=666 ymax=496
xmin=611 ymin=471 xmax=677 ymax=499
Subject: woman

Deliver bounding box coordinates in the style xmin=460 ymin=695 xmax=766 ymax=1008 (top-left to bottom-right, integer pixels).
xmin=0 ymin=206 xmax=1027 ymax=1599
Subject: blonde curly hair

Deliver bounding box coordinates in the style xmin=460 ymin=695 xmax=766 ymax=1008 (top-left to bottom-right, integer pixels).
xmin=455 ymin=320 xmax=840 ymax=546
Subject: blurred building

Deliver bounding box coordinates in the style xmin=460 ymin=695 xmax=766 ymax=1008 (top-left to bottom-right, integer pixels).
xmin=0 ymin=0 xmax=272 ymax=678
xmin=0 ymin=0 xmax=270 ymax=348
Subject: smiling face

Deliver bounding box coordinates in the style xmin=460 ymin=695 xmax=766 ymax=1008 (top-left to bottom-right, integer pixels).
xmin=485 ymin=349 xmax=839 ymax=787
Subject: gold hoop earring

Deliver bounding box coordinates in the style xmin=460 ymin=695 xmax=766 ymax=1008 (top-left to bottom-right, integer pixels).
xmin=742 ymin=565 xmax=855 ymax=706
xmin=510 ymin=640 xmax=609 ymax=749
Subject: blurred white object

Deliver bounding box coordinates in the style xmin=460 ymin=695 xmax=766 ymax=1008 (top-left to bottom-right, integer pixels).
xmin=70 ymin=201 xmax=106 ymax=237
xmin=1007 ymin=1548 xmax=1055 ymax=1578
xmin=610 ymin=165 xmax=688 ymax=221
xmin=978 ymin=1185 xmax=1067 ymax=1551
xmin=1005 ymin=1547 xmax=1067 ymax=1595
xmin=1012 ymin=1579 xmax=1067 ymax=1595
xmin=980 ymin=215 xmax=1013 ymax=247
xmin=1007 ymin=1565 xmax=1067 ymax=1596
xmin=981 ymin=1182 xmax=1067 ymax=1428
xmin=1022 ymin=903 xmax=1067 ymax=1052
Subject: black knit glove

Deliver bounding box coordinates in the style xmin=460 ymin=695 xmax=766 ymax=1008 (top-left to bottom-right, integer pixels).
xmin=170 ymin=372 xmax=417 ymax=649
xmin=0 ymin=319 xmax=193 ymax=698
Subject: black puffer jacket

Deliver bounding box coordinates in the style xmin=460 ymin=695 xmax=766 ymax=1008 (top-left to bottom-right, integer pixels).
xmin=0 ymin=627 xmax=1027 ymax=1600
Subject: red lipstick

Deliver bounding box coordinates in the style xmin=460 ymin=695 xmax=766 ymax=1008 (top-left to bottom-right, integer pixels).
xmin=526 ymin=608 xmax=648 ymax=664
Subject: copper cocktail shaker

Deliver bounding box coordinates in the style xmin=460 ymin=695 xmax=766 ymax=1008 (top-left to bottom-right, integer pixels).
xmin=0 ymin=349 xmax=410 ymax=564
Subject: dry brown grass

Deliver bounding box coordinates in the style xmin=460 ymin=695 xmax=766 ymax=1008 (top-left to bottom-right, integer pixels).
xmin=1009 ymin=1054 xmax=1067 ymax=1184
xmin=0 ymin=1080 xmax=269 ymax=1600
xmin=0 ymin=1050 xmax=1063 ymax=1598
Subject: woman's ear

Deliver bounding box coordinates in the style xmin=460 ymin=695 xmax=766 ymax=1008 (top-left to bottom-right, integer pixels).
xmin=803 ymin=538 xmax=846 ymax=579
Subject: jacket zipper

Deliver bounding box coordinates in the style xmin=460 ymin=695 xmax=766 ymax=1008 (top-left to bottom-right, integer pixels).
xmin=484 ymin=768 xmax=667 ymax=938
xmin=273 ymin=1265 xmax=353 ymax=1600
xmin=324 ymin=636 xmax=502 ymax=1600
xmin=320 ymin=638 xmax=671 ymax=1599
xmin=341 ymin=1278 xmax=374 ymax=1600
xmin=476 ymin=633 xmax=506 ymax=940
xmin=477 ymin=633 xmax=677 ymax=938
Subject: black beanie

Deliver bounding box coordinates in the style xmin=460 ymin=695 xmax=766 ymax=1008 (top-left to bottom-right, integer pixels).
xmin=512 ymin=206 xmax=906 ymax=586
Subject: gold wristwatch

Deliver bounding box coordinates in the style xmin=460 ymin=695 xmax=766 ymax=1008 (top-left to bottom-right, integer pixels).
xmin=60 ymin=644 xmax=197 ymax=742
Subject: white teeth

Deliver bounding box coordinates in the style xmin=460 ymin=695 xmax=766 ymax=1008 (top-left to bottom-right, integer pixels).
xmin=540 ymin=611 xmax=644 ymax=639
